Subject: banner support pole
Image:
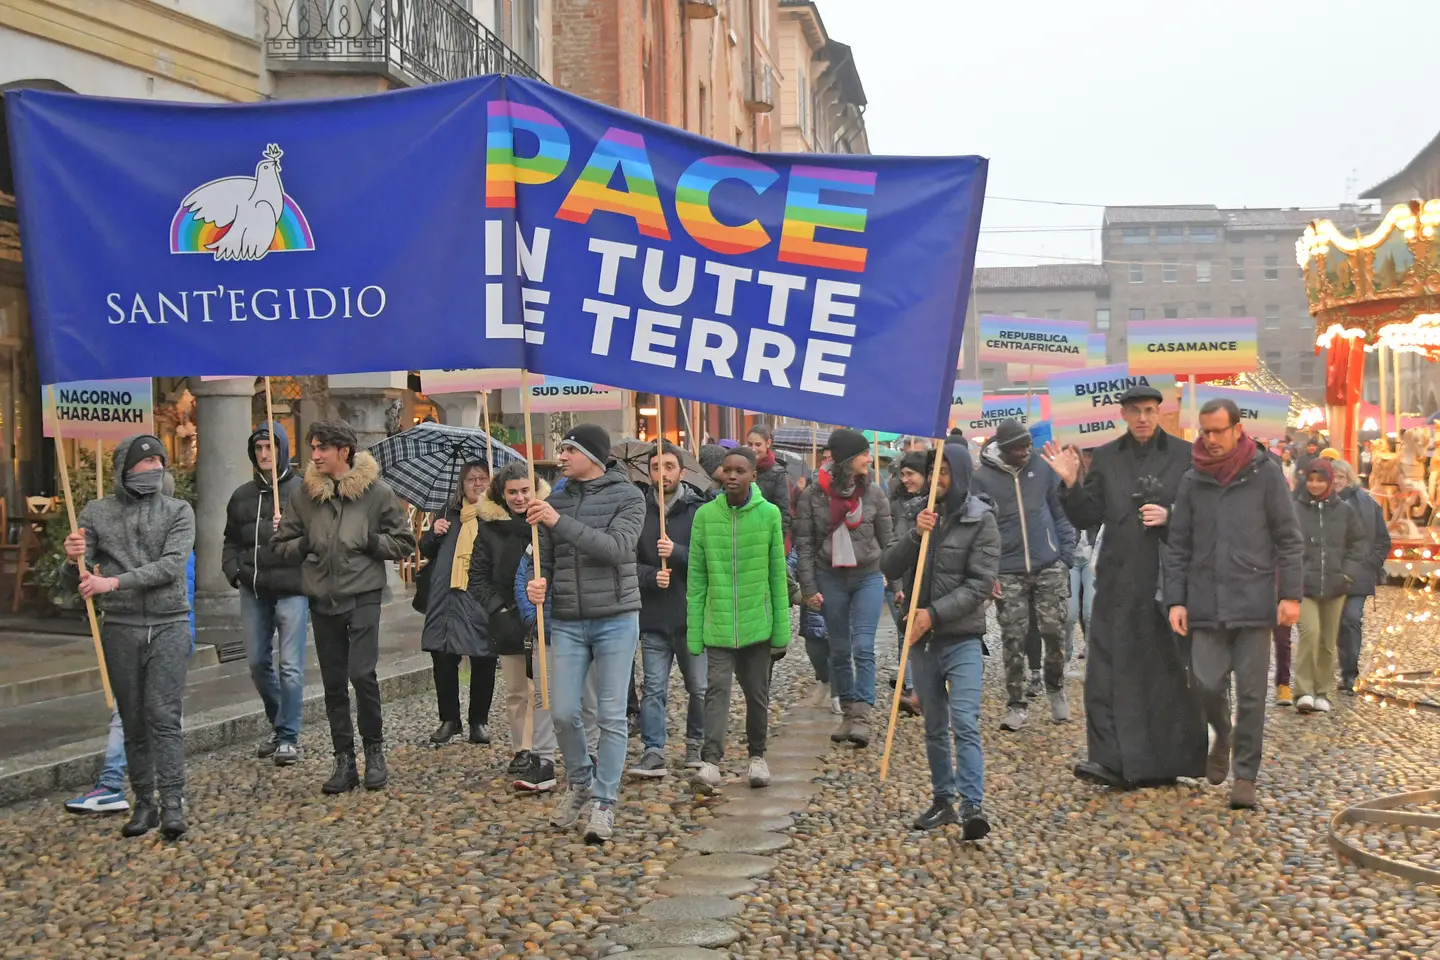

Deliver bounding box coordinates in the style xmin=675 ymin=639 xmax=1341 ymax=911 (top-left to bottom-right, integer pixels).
xmin=520 ymin=370 xmax=549 ymax=710
xmin=656 ymin=398 xmax=667 ymax=572
xmin=1189 ymin=375 xmax=1199 ymax=438
xmin=480 ymin=389 xmax=495 ymax=469
xmin=95 ymin=439 xmax=103 ymax=500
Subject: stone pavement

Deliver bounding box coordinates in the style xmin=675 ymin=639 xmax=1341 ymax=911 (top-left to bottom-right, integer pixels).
xmin=3 ymin=588 xmax=1440 ymax=958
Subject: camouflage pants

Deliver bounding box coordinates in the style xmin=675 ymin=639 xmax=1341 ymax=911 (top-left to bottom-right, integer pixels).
xmin=996 ymin=563 xmax=1071 ymax=708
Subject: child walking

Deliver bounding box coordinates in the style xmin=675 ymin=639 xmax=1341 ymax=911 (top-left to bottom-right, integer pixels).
xmin=688 ymin=447 xmax=790 ymax=793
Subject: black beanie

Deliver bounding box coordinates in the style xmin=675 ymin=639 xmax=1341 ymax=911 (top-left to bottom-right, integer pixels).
xmin=993 ymin=419 xmax=1032 ymax=449
xmin=827 ymin=428 xmax=869 ymax=465
xmin=561 ymin=423 xmax=611 ymax=466
xmin=122 ymin=434 xmax=167 ymax=473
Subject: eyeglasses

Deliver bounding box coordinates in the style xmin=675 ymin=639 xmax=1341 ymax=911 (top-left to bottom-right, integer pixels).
xmin=1199 ymin=426 xmax=1239 ymax=440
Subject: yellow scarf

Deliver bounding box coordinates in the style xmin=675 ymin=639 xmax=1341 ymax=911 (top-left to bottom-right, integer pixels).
xmin=449 ymin=500 xmax=483 ymax=590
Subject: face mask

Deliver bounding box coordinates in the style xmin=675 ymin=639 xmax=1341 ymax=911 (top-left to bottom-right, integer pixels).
xmin=124 ymin=468 xmax=166 ymax=498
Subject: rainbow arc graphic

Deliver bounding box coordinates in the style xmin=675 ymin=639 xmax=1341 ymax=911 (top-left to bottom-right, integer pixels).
xmin=169 ymin=195 xmax=315 ymax=255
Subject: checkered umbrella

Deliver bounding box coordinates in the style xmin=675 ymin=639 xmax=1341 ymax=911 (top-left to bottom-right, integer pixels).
xmin=772 ymin=424 xmax=825 ymax=450
xmin=369 ymin=422 xmax=524 ymax=513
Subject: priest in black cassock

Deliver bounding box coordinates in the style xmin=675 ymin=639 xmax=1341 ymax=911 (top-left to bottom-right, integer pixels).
xmin=1042 ymin=384 xmax=1206 ymax=787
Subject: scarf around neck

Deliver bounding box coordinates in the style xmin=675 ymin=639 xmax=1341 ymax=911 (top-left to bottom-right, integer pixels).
xmin=817 ymin=462 xmax=864 ymax=567
xmin=756 ymin=449 xmax=776 ymax=474
xmin=1192 ymin=433 xmax=1256 ymax=487
xmin=450 ymin=500 xmax=483 ymax=590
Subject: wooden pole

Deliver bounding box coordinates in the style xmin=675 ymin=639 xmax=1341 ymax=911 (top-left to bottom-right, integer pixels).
xmin=872 ymin=432 xmax=881 ymax=484
xmin=263 ymin=377 xmax=282 ymax=522
xmin=656 ymin=397 xmax=668 ymax=572
xmin=520 ymin=370 xmax=549 ymax=710
xmin=879 ymin=436 xmax=947 ymax=782
xmin=691 ymin=400 xmax=702 ymax=457
xmin=95 ymin=439 xmax=103 ymax=500
xmin=49 ymin=386 xmax=113 ymax=710
xmin=1188 ymin=375 xmax=1199 ymax=438
xmin=480 ymin=389 xmax=495 ymax=468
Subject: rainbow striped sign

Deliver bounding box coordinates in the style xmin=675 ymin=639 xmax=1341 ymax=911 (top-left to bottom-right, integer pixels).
xmin=1181 ymin=384 xmax=1290 ymax=440
xmin=978 ymin=315 xmax=1089 ymax=369
xmin=1009 ymin=333 xmax=1106 ymax=381
xmin=1049 ymin=364 xmax=1177 ymax=447
xmin=1126 ymin=319 xmax=1257 ymax=376
xmin=952 ymin=384 xmax=1051 ymax=433
xmin=526 ymin=377 xmax=623 ymax=412
xmin=420 ymin=369 xmax=526 ymax=393
xmin=949 ymin=379 xmax=985 ymax=427
xmin=43 ymin=378 xmax=154 ymax=442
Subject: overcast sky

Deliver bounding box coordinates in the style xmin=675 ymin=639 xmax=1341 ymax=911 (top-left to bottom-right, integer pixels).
xmin=814 ymin=0 xmax=1440 ymax=267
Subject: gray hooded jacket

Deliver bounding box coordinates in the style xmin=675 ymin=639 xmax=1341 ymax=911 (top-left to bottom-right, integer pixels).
xmin=65 ymin=435 xmax=196 ymax=627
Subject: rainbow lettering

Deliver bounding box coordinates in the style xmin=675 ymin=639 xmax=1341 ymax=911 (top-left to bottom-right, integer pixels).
xmin=555 ymin=127 xmax=670 ymax=240
xmin=169 ymin=195 xmax=313 ymax=255
xmin=674 ymin=156 xmax=778 ymax=256
xmin=486 ymin=101 xmax=570 ymax=209
xmin=778 ymin=165 xmax=875 ymax=273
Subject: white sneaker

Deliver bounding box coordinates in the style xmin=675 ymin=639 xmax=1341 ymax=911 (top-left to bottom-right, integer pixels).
xmin=747 ymin=757 xmax=771 ymax=788
xmin=1314 ymin=696 xmax=1332 ymax=713
xmin=583 ymin=803 xmax=615 ymax=843
xmin=830 ymin=696 xmax=842 ymax=715
xmin=550 ymin=784 xmax=592 ymax=828
xmin=1295 ymin=695 xmax=1316 ymax=714
xmin=690 ymin=762 xmax=723 ymax=795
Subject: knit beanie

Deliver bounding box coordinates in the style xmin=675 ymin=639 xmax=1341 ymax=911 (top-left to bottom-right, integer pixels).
xmin=122 ymin=434 xmax=167 ymax=473
xmin=827 ymin=428 xmax=869 ymax=464
xmin=560 ymin=423 xmax=611 ymax=466
xmin=699 ymin=444 xmax=729 ymax=478
xmin=993 ymin=419 xmax=1032 ymax=449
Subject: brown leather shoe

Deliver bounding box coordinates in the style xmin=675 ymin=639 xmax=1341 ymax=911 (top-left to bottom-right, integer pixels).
xmin=1206 ymin=734 xmax=1231 ymax=786
xmin=1229 ymin=778 xmax=1257 ymax=809
xmin=899 ymin=690 xmax=922 ymax=717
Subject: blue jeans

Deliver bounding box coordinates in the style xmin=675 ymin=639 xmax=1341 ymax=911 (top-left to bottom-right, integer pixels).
xmin=911 ymin=639 xmax=984 ymax=807
xmin=97 ymin=708 xmax=127 ymax=791
xmin=640 ymin=629 xmax=706 ymax=751
xmin=1338 ymin=594 xmax=1368 ymax=687
xmin=1064 ymin=555 xmax=1094 ymax=660
xmin=240 ymin=589 xmax=309 ymax=744
xmin=551 ymin=613 xmax=640 ymax=807
xmin=816 ymin=569 xmax=884 ymax=706
xmin=884 ymin=583 xmax=915 ymax=691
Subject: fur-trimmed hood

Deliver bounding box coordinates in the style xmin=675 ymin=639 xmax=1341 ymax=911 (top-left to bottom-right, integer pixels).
xmin=476 ymin=477 xmax=552 ymax=523
xmin=303 ymin=450 xmax=381 ymax=503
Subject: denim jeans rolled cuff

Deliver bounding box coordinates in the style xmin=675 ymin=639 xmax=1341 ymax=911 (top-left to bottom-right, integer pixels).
xmin=98 ymin=708 xmax=127 ymax=792
xmin=550 ymin=613 xmax=639 ymax=806
xmin=241 ymin=589 xmax=309 ymax=744
xmin=911 ymin=638 xmax=984 ymax=808
xmin=816 ymin=568 xmax=884 ymax=706
xmin=639 ymin=629 xmax=706 ymax=752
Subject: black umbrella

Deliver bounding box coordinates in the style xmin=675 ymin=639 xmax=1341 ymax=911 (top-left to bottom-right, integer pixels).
xmin=612 ymin=438 xmax=713 ymax=491
xmin=369 ymin=422 xmax=524 ymax=512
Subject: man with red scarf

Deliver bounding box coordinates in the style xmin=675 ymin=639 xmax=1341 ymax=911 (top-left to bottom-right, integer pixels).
xmin=1163 ymin=397 xmax=1303 ymax=810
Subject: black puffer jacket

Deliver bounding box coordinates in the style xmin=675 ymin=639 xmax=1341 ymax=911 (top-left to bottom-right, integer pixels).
xmin=881 ymin=442 xmax=1000 ymax=643
xmin=539 ymin=464 xmax=646 ymax=620
xmin=221 ymin=422 xmax=304 ymax=598
xmin=1296 ymin=491 xmax=1367 ymax=599
xmin=419 ymin=505 xmax=492 ymax=659
xmin=1337 ymin=484 xmax=1389 ymax=596
xmin=473 ymin=480 xmax=549 ymax=657
xmin=636 ymin=483 xmax=702 ymax=634
xmin=755 ymin=459 xmax=793 ymax=542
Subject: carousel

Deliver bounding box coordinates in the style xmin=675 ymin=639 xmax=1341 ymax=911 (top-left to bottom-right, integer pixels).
xmin=1299 ymin=198 xmax=1440 ymax=883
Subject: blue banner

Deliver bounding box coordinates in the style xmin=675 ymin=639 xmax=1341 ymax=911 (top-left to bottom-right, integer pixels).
xmin=7 ymin=76 xmax=986 ymax=436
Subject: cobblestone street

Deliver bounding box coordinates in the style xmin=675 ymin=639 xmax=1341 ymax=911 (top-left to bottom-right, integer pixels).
xmin=4 ymin=589 xmax=1440 ymax=959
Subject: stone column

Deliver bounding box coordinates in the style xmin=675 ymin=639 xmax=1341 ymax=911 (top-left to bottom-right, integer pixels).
xmin=190 ymin=376 xmax=256 ymax=629
xmin=431 ymin=393 xmax=481 ymax=429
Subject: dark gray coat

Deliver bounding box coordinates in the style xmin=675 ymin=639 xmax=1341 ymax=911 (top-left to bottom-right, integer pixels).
xmin=539 ymin=464 xmax=646 ymax=621
xmin=794 ymin=473 xmax=894 ymax=599
xmin=419 ymin=506 xmax=493 ymax=659
xmin=1164 ymin=446 xmax=1304 ymax=631
xmin=973 ymin=442 xmax=1076 ymax=575
xmin=755 ymin=459 xmax=793 ymax=543
xmin=1337 ymin=485 xmax=1390 ymax=596
xmin=1295 ymin=492 xmax=1367 ymax=599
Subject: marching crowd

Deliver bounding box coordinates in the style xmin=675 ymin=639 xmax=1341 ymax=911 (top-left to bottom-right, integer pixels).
xmin=55 ymin=385 xmax=1391 ymax=844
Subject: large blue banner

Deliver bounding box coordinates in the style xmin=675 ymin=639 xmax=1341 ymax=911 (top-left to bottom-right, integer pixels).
xmin=6 ymin=76 xmax=985 ymax=435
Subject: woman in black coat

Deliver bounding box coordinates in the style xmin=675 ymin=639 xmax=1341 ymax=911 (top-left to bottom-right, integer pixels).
xmin=420 ymin=461 xmax=497 ymax=746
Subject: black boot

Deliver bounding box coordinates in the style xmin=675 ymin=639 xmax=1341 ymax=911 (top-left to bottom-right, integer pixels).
xmin=121 ymin=794 xmax=159 ymax=837
xmin=322 ymin=751 xmax=359 ymax=794
xmin=468 ymin=723 xmax=491 ymax=744
xmin=429 ymin=720 xmax=461 ymax=745
xmin=363 ymin=743 xmax=389 ymax=790
xmin=160 ymin=796 xmax=187 ymax=840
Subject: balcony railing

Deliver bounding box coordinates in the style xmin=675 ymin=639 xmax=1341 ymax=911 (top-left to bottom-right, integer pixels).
xmin=746 ymin=63 xmax=775 ymax=113
xmin=264 ymin=0 xmax=543 ymax=86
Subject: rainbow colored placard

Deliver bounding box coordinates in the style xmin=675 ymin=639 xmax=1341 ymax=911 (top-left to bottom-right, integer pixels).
xmin=1181 ymin=384 xmax=1290 ymax=440
xmin=949 ymin=379 xmax=985 ymax=427
xmin=1126 ymin=319 xmax=1257 ymax=376
xmin=43 ymin=378 xmax=154 ymax=442
xmin=978 ymin=315 xmax=1090 ymax=369
xmin=419 ymin=369 xmax=526 ymax=393
xmin=1009 ymin=333 xmax=1107 ymax=380
xmin=526 ymin=377 xmax=623 ymax=412
xmin=1048 ymin=364 xmax=1177 ymax=447
xmin=952 ymin=387 xmax=1052 ymax=434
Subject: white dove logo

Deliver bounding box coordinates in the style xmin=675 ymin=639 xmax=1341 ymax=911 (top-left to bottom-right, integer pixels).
xmin=169 ymin=143 xmax=315 ymax=260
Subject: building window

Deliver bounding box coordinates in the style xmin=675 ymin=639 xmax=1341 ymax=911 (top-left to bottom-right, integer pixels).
xmin=1121 ymin=228 xmax=1149 ymax=245
xmin=1196 ymin=259 xmax=1211 ymax=283
xmin=1129 ymin=307 xmax=1146 ymax=321
xmin=1300 ymin=358 xmax=1316 ymax=386
xmin=1196 ymin=302 xmax=1211 ymax=316
xmin=1095 ymin=308 xmax=1111 ymax=331
xmin=1264 ymin=305 xmax=1280 ymax=330
xmin=1163 ymin=304 xmax=1179 ymax=319
xmin=1191 ymin=227 xmax=1218 ymax=244
xmin=1264 ymin=255 xmax=1279 ymax=280
xmin=1265 ymin=350 xmax=1282 ymax=368
xmin=1162 ymin=258 xmax=1178 ymax=283
xmin=1230 ymin=257 xmax=1244 ymax=281
xmin=1129 ymin=263 xmax=1144 ymax=283
xmin=1046 ymin=309 xmax=1062 ymax=319
xmin=1157 ymin=226 xmax=1184 ymax=245
xmin=1011 ymin=310 xmax=1028 ymax=318
xmin=1231 ymin=304 xmax=1246 ymax=317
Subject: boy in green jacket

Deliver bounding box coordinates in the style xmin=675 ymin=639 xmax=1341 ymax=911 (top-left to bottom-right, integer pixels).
xmin=688 ymin=447 xmax=790 ymax=793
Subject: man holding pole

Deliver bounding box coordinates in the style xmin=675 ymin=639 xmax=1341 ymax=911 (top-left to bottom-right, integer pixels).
xmin=881 ymin=440 xmax=998 ymax=837
xmin=525 ymin=424 xmax=646 ymax=843
xmin=64 ymin=435 xmax=196 ymax=839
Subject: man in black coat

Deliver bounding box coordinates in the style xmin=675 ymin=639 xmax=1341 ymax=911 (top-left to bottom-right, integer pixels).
xmin=628 ymin=442 xmax=706 ymax=778
xmin=221 ymin=422 xmax=307 ymax=767
xmin=1043 ymin=385 xmax=1207 ymax=788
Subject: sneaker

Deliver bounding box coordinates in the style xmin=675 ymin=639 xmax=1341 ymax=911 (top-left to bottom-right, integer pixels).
xmin=913 ymin=799 xmax=957 ymax=831
xmin=550 ymin=783 xmax=592 ymax=828
xmin=628 ymin=749 xmax=668 ymax=779
xmin=830 ymin=696 xmax=842 ymax=716
xmin=1275 ymin=684 xmax=1294 ymax=707
xmin=256 ymin=735 xmax=280 ymax=759
xmin=683 ymin=741 xmax=704 ymax=769
xmin=1314 ymin=696 xmax=1332 ymax=713
xmin=1025 ymin=671 xmax=1043 ymax=699
xmin=747 ymin=756 xmax=771 ymax=788
xmin=584 ymin=803 xmax=615 ymax=843
xmin=514 ymin=757 xmax=556 ymax=793
xmin=960 ymin=803 xmax=991 ymax=841
xmin=273 ymin=742 xmax=299 ymax=767
xmin=999 ymin=706 xmax=1028 ymax=731
xmin=690 ymin=762 xmax=723 ymax=796
xmin=507 ymin=750 xmax=534 ymax=778
xmin=1048 ymin=688 xmax=1070 ymax=723
xmin=65 ymin=786 xmax=129 ymax=814
xmin=1295 ymin=695 xmax=1316 ymax=714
